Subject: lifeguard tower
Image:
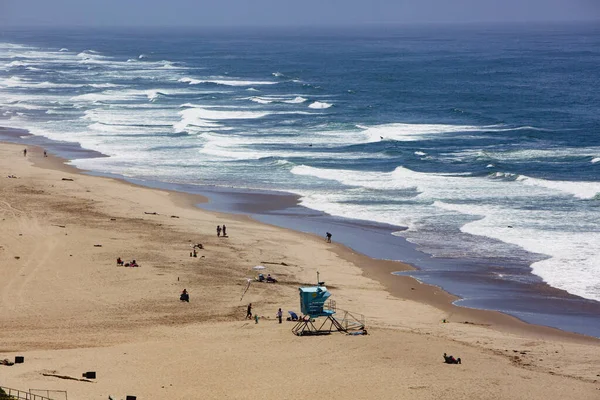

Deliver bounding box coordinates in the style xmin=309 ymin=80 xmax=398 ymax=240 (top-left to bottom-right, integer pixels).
xmin=292 ymin=286 xmax=349 ymax=336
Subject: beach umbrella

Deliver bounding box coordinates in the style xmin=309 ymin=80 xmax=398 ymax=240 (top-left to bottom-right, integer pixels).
xmin=252 ymin=265 xmax=266 ymax=270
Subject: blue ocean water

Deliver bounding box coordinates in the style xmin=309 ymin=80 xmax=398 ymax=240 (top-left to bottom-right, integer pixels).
xmin=1 ymin=24 xmax=599 ymax=329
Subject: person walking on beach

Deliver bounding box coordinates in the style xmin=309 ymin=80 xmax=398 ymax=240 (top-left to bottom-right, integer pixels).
xmin=217 ymin=225 xmax=222 ymax=237
xmin=246 ymin=303 xmax=253 ymax=319
xmin=43 ymin=150 xmax=47 ymax=157
xmin=326 ymin=232 xmax=332 ymax=243
xmin=23 ymin=148 xmax=27 ymax=157
xmin=222 ymin=224 xmax=227 ymax=237
xmin=277 ymin=308 xmax=283 ymax=324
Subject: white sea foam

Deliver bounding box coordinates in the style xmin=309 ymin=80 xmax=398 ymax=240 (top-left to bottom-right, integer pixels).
xmin=146 ymin=90 xmax=164 ymax=102
xmin=82 ymin=108 xmax=178 ymax=129
xmin=179 ymin=106 xmax=271 ymax=121
xmin=285 ymin=96 xmax=307 ymax=104
xmin=308 ymin=101 xmax=332 ymax=109
xmin=5 ymin=60 xmax=28 ymax=68
xmin=434 ymin=201 xmax=600 ymax=301
xmin=516 ymin=175 xmax=600 ymax=199
xmin=249 ymin=97 xmax=273 ymax=104
xmin=592 ymin=157 xmax=600 ymax=164
xmin=447 ymin=147 xmax=600 ymax=163
xmin=71 ymin=88 xmax=186 ymax=103
xmin=0 ymin=76 xmax=27 ymax=87
xmin=88 ymin=83 xmax=122 ymax=88
xmin=358 ymin=123 xmax=509 ymax=142
xmin=248 ymin=96 xmax=307 ymax=105
xmin=414 ymin=151 xmax=427 ymax=156
xmin=179 ymin=77 xmax=277 ymax=86
xmin=159 ymin=61 xmax=187 ymax=70
xmin=0 ymin=76 xmax=105 ymax=89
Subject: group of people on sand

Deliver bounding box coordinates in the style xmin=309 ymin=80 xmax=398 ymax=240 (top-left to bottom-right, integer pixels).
xmin=216 ymin=224 xmax=227 ymax=237
xmin=256 ymin=273 xmax=278 ymax=283
xmin=116 ymin=257 xmax=139 ymax=267
xmin=22 ymin=148 xmax=47 ymax=157
xmin=189 ymin=243 xmax=203 ymax=257
xmin=244 ymin=304 xmax=285 ymax=324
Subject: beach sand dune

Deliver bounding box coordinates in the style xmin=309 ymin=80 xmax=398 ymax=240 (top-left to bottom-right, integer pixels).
xmin=1 ymin=143 xmax=598 ymax=399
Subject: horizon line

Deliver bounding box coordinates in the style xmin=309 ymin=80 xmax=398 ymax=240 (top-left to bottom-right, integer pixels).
xmin=1 ymin=18 xmax=600 ymax=30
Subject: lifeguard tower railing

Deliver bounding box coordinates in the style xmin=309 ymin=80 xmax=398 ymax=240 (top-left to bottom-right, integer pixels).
xmin=0 ymin=386 xmax=65 ymax=400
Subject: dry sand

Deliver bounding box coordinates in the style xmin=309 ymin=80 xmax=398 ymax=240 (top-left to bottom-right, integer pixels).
xmin=0 ymin=142 xmax=598 ymax=400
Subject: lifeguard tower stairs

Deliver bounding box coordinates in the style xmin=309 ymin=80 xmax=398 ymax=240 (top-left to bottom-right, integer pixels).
xmin=291 ymin=286 xmax=364 ymax=336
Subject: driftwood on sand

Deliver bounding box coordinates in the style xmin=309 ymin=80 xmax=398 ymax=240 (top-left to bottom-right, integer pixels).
xmin=42 ymin=373 xmax=93 ymax=383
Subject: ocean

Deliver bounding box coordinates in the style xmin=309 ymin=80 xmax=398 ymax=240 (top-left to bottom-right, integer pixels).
xmin=1 ymin=24 xmax=599 ymax=336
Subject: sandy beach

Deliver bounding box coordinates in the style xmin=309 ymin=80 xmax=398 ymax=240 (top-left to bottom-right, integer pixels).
xmin=1 ymin=141 xmax=599 ymax=400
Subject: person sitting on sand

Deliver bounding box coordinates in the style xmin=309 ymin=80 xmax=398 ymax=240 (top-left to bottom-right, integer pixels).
xmin=443 ymin=353 xmax=461 ymax=364
xmin=266 ymin=274 xmax=277 ymax=283
xmin=130 ymin=259 xmax=139 ymax=267
xmin=257 ymin=273 xmax=265 ymax=282
xmin=180 ymin=289 xmax=189 ymax=302
xmin=287 ymin=311 xmax=299 ymax=321
xmin=117 ymin=257 xmax=123 ymax=266
xmin=347 ymin=328 xmax=368 ymax=336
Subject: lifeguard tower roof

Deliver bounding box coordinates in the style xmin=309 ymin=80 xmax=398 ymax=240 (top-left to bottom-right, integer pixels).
xmin=299 ymin=286 xmax=334 ymax=317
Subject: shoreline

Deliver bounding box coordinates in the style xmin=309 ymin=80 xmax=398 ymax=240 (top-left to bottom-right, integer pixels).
xmin=2 ymin=139 xmax=600 ymax=400
xmin=0 ymin=127 xmax=597 ymax=342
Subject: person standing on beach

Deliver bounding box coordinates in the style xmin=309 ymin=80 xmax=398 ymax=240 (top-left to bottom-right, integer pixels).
xmin=23 ymin=148 xmax=27 ymax=157
xmin=222 ymin=224 xmax=227 ymax=236
xmin=326 ymin=232 xmax=332 ymax=243
xmin=246 ymin=303 xmax=253 ymax=319
xmin=277 ymin=308 xmax=283 ymax=324
xmin=217 ymin=225 xmax=222 ymax=237
xmin=43 ymin=150 xmax=47 ymax=157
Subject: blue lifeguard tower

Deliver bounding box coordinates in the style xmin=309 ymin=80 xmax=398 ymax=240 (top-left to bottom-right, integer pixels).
xmin=292 ymin=286 xmax=346 ymax=336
